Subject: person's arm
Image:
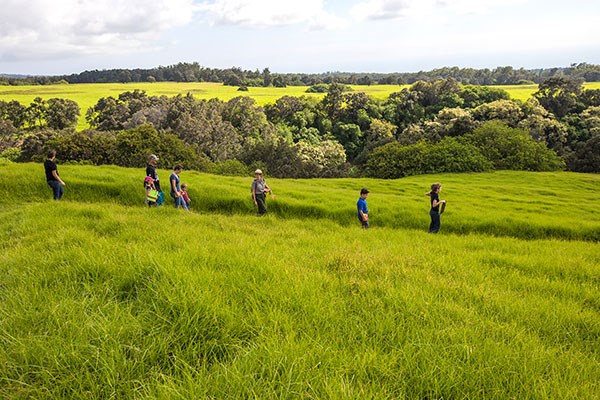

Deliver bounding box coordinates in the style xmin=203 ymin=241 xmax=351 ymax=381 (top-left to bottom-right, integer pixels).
xmin=252 ymin=184 xmax=257 ymax=206
xmin=52 ymin=170 xmax=65 ymax=186
xmin=432 ymin=198 xmax=446 ymax=208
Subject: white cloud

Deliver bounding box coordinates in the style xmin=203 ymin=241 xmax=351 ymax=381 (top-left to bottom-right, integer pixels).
xmin=350 ymin=0 xmax=527 ymax=21
xmin=197 ymin=0 xmax=347 ymax=29
xmin=0 ymin=0 xmax=197 ymax=62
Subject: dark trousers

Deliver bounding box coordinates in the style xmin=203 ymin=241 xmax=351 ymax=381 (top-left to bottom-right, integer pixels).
xmin=358 ymin=215 xmax=369 ymax=229
xmin=429 ymin=209 xmax=440 ymax=233
xmin=256 ymin=193 xmax=267 ymax=215
xmin=47 ymin=180 xmax=63 ymax=200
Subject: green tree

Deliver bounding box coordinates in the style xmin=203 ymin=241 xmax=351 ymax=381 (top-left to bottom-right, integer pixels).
xmin=533 ymin=77 xmax=584 ymax=119
xmin=27 ymin=97 xmax=47 ymax=127
xmin=46 ymin=98 xmax=80 ymax=130
xmin=465 ymin=120 xmax=564 ymax=171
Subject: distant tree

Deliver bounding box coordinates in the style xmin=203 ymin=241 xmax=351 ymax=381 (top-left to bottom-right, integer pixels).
xmin=26 ymin=97 xmax=47 ymax=127
xmin=272 ymin=75 xmax=287 ymax=88
xmin=459 ymin=85 xmax=510 ymax=108
xmin=262 ymin=68 xmax=272 ymax=87
xmin=0 ymin=100 xmax=28 ymax=129
xmin=46 ymin=98 xmax=80 ymax=130
xmin=534 ymin=77 xmax=584 ymax=119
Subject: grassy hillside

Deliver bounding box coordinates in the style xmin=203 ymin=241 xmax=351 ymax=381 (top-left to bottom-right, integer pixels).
xmin=2 ymin=82 xmax=599 ymax=131
xmin=0 ymin=161 xmax=599 ymax=399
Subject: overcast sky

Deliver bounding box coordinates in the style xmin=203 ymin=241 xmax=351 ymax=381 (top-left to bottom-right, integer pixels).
xmin=1 ymin=0 xmax=599 ymax=75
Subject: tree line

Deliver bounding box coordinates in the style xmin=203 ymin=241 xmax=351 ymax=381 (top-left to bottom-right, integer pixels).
xmin=2 ymin=63 xmax=600 ymax=87
xmin=1 ymin=77 xmax=599 ymax=176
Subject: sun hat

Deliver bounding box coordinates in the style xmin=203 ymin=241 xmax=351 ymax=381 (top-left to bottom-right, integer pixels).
xmin=149 ymin=154 xmax=159 ymax=161
xmin=144 ymin=176 xmax=154 ymax=182
xmin=255 ymin=169 xmax=263 ymax=175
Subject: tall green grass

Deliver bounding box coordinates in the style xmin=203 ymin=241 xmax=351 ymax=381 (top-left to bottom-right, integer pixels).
xmin=2 ymin=161 xmax=598 ymax=241
xmin=0 ymin=162 xmax=599 ymax=399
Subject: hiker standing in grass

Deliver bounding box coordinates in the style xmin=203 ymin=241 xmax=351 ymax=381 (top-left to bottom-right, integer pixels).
xmin=169 ymin=164 xmax=185 ymax=209
xmin=357 ymin=188 xmax=370 ymax=229
xmin=251 ymin=169 xmax=273 ymax=216
xmin=44 ymin=150 xmax=66 ymax=200
xmin=427 ymin=182 xmax=446 ymax=233
xmin=146 ymin=154 xmax=164 ymax=205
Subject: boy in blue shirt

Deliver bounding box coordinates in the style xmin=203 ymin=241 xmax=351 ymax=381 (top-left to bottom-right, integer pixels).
xmin=357 ymin=188 xmax=370 ymax=229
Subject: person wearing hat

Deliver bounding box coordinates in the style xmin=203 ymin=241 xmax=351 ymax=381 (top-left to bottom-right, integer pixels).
xmin=357 ymin=188 xmax=370 ymax=229
xmin=146 ymin=154 xmax=164 ymax=205
xmin=146 ymin=154 xmax=161 ymax=192
xmin=251 ymin=169 xmax=273 ymax=216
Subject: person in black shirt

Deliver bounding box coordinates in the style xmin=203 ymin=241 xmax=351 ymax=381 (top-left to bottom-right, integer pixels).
xmin=426 ymin=182 xmax=446 ymax=233
xmin=44 ymin=150 xmax=66 ymax=200
xmin=146 ymin=154 xmax=161 ymax=192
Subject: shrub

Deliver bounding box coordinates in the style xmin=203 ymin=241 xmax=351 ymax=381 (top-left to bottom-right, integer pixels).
xmin=212 ymin=159 xmax=249 ymax=176
xmin=46 ymin=130 xmax=115 ymax=165
xmin=19 ymin=129 xmax=58 ymax=162
xmin=0 ymin=147 xmax=21 ymax=161
xmin=365 ymin=138 xmax=491 ymax=178
xmin=306 ymin=84 xmax=330 ymax=93
xmin=465 ymin=120 xmax=565 ymax=171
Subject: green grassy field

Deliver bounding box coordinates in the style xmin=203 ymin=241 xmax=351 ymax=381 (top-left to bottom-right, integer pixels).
xmin=0 ymin=161 xmax=599 ymax=399
xmin=2 ymin=82 xmax=599 ymax=131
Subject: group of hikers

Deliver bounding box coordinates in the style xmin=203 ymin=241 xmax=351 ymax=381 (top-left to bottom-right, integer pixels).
xmin=44 ymin=151 xmax=447 ymax=233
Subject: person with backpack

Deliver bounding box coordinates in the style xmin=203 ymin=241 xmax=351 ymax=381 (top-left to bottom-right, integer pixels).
xmin=146 ymin=154 xmax=164 ymax=205
xmin=251 ymin=169 xmax=273 ymax=216
xmin=44 ymin=150 xmax=66 ymax=200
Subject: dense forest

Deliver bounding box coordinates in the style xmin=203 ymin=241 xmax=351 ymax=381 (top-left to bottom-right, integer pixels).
xmin=1 ymin=77 xmax=599 ymax=177
xmin=2 ymin=62 xmax=600 ymax=87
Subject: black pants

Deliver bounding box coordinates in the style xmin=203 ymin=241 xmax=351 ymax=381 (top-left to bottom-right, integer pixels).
xmin=429 ymin=209 xmax=440 ymax=233
xmin=357 ymin=215 xmax=369 ymax=229
xmin=256 ymin=193 xmax=267 ymax=215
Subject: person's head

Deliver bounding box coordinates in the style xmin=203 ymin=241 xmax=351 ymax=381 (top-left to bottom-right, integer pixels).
xmin=47 ymin=150 xmax=56 ymax=160
xmin=431 ymin=183 xmax=442 ymax=193
xmin=254 ymin=169 xmax=263 ymax=179
xmin=360 ymin=188 xmax=370 ymax=198
xmin=173 ymin=164 xmax=183 ymax=174
xmin=144 ymin=176 xmax=154 ymax=185
xmin=181 ymin=183 xmax=187 ymax=191
xmin=148 ymin=154 xmax=159 ymax=165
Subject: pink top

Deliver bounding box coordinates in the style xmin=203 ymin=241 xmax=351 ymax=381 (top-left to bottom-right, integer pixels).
xmin=181 ymin=191 xmax=190 ymax=203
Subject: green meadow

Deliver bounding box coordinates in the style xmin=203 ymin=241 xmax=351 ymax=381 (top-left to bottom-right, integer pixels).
xmin=0 ymin=161 xmax=599 ymax=399
xmin=2 ymin=82 xmax=599 ymax=130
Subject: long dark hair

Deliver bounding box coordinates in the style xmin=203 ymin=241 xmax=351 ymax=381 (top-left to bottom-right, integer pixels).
xmin=427 ymin=183 xmax=441 ymax=196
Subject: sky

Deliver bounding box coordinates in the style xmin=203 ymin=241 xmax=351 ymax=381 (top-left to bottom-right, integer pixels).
xmin=0 ymin=0 xmax=599 ymax=75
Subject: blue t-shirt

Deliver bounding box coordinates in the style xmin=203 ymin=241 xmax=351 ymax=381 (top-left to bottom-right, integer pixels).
xmin=357 ymin=197 xmax=368 ymax=217
xmin=169 ymin=172 xmax=181 ymax=195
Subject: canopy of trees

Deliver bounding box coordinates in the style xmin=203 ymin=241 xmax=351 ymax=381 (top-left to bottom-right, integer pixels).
xmin=1 ymin=77 xmax=599 ymax=176
xmin=2 ymin=63 xmax=600 ymax=87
